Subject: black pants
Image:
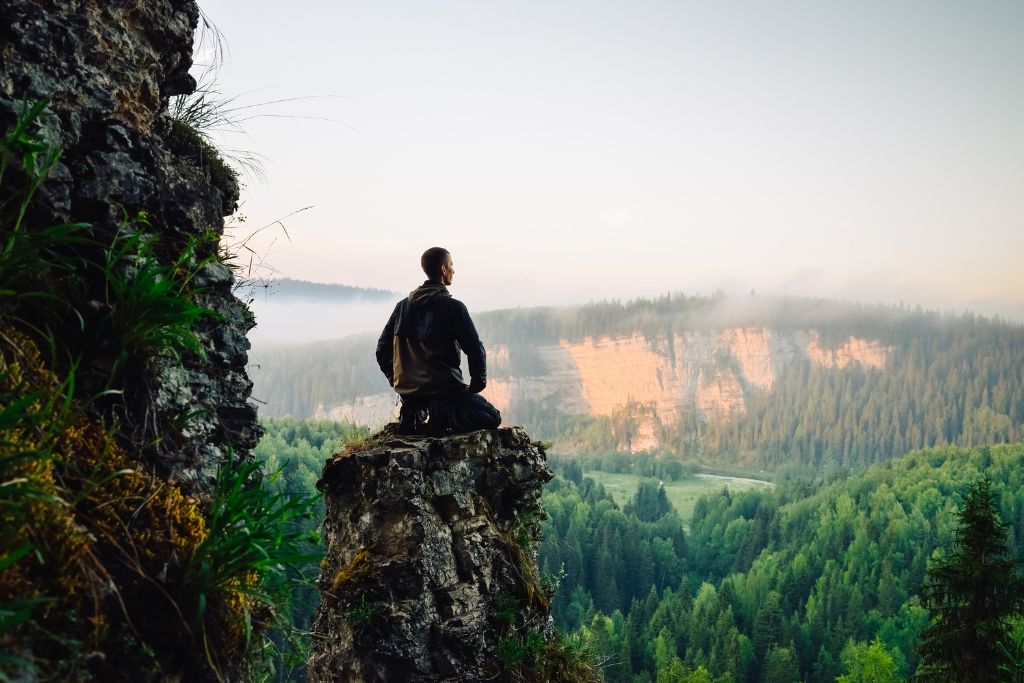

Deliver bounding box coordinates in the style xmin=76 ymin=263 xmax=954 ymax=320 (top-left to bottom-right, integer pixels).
xmin=401 ymin=392 xmax=501 ymax=435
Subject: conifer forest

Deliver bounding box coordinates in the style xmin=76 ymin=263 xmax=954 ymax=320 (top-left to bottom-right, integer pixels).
xmin=256 ymin=417 xmax=1024 ymax=682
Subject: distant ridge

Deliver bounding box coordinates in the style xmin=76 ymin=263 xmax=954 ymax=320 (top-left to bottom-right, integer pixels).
xmin=248 ymin=294 xmax=1024 ymax=470
xmin=248 ymin=278 xmax=397 ymax=302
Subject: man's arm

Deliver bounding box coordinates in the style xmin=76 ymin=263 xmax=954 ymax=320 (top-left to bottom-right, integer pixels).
xmin=454 ymin=302 xmax=486 ymax=393
xmin=375 ymin=303 xmax=400 ymax=385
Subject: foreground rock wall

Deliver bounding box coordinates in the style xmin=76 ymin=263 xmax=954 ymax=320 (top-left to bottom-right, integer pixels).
xmin=0 ymin=2 xmax=263 ymax=679
xmin=309 ymin=427 xmax=554 ymax=682
xmin=0 ymin=0 xmax=259 ymax=490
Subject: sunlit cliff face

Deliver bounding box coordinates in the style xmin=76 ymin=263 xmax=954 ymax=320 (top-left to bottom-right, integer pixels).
xmin=558 ymin=329 xmax=772 ymax=423
xmin=555 ymin=328 xmax=887 ymax=421
xmin=799 ymin=332 xmax=888 ymax=370
xmin=315 ymin=327 xmax=891 ymax=452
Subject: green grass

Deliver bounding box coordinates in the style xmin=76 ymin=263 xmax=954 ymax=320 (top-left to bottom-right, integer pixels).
xmin=100 ymin=217 xmax=218 ymax=384
xmin=183 ymin=451 xmax=322 ymax=679
xmin=345 ymin=595 xmax=383 ymax=633
xmin=583 ymin=470 xmax=772 ymax=522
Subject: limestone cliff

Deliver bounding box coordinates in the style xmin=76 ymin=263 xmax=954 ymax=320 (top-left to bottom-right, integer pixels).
xmin=311 ymin=328 xmax=892 ymax=452
xmin=309 ymin=427 xmax=594 ymax=682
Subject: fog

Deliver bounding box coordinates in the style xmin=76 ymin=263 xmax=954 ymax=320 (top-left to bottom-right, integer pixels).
xmin=245 ymin=280 xmax=1024 ymax=350
xmin=199 ymin=0 xmax=1024 ymax=341
xmin=247 ymin=297 xmax=399 ymax=346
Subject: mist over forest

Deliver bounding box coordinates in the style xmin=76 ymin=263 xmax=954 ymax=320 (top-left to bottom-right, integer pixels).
xmin=243 ymin=279 xmax=397 ymax=344
xmin=246 ymin=277 xmax=1024 ymax=348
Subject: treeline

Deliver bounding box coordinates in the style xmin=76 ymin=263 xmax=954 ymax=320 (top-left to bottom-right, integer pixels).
xmin=474 ymin=292 xmax=957 ymax=348
xmin=244 ymin=278 xmax=396 ymax=302
xmin=550 ymin=452 xmax=701 ymax=482
xmin=539 ymin=442 xmax=1024 ymax=682
xmin=250 ymin=296 xmax=1024 ymax=471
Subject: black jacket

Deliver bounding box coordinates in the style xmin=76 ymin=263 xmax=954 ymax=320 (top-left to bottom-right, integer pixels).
xmin=375 ymin=281 xmax=487 ymax=397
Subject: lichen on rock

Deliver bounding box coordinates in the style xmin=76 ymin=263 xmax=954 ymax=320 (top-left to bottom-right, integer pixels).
xmin=308 ymin=426 xmax=561 ymax=682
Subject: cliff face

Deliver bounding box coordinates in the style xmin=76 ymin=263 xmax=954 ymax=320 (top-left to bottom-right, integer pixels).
xmin=496 ymin=329 xmax=890 ymax=428
xmin=1 ymin=2 xmax=264 ymax=679
xmin=0 ymin=0 xmax=259 ymax=490
xmin=309 ymin=427 xmax=556 ymax=682
xmin=314 ymin=328 xmax=891 ymax=451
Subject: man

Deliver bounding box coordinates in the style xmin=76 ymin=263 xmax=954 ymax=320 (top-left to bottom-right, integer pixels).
xmin=376 ymin=247 xmax=501 ymax=435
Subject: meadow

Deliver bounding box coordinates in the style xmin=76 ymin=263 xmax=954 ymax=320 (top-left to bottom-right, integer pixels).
xmin=582 ymin=469 xmax=772 ymax=522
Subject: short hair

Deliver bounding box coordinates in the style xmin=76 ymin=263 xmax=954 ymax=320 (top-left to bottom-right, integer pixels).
xmin=421 ymin=247 xmax=450 ymax=280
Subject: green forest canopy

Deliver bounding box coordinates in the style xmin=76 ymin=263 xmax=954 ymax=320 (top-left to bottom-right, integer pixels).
xmin=255 ymin=418 xmax=1024 ymax=682
xmin=538 ymin=442 xmax=1024 ymax=682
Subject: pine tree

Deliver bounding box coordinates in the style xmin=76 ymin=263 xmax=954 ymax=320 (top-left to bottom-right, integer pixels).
xmin=626 ymin=481 xmax=674 ymax=522
xmin=762 ymin=646 xmax=800 ymax=683
xmin=752 ymin=591 xmax=784 ymax=664
xmin=917 ymin=477 xmax=1024 ymax=681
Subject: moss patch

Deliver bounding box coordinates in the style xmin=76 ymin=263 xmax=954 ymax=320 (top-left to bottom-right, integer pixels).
xmin=0 ymin=320 xmax=258 ymax=680
xmin=332 ymin=548 xmax=374 ymax=592
xmin=167 ymin=118 xmax=240 ymax=214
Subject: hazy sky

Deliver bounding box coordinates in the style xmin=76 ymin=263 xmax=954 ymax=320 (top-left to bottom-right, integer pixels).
xmin=197 ymin=0 xmax=1024 ymax=319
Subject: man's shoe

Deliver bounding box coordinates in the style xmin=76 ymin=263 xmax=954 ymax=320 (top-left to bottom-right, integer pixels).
xmin=398 ymin=413 xmax=416 ymax=435
xmin=426 ymin=400 xmax=451 ymax=437
xmin=398 ymin=402 xmax=426 ymax=435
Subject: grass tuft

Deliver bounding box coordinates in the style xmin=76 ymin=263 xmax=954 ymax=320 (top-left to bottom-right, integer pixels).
xmin=498 ymin=628 xmax=601 ymax=683
xmin=167 ymin=117 xmax=241 ymax=202
xmin=345 ymin=595 xmax=384 ymax=633
xmin=99 ymin=213 xmax=218 ymax=384
xmin=183 ymin=450 xmax=321 ymax=679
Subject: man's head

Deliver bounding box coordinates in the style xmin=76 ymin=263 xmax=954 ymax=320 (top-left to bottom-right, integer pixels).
xmin=421 ymin=247 xmax=454 ymax=286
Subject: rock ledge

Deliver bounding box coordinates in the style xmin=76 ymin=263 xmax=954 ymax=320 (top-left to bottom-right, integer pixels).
xmin=309 ymin=426 xmax=553 ymax=682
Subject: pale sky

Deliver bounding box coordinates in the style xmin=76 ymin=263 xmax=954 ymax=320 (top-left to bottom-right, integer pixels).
xmin=197 ymin=0 xmax=1024 ymax=320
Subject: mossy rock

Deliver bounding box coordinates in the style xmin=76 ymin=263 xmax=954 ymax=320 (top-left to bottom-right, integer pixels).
xmin=166 ymin=118 xmax=240 ymax=216
xmin=0 ymin=320 xmax=253 ymax=681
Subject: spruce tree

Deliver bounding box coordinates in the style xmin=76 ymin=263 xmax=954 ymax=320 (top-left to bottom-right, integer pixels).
xmin=917 ymin=477 xmax=1024 ymax=681
xmin=752 ymin=591 xmax=784 ymax=664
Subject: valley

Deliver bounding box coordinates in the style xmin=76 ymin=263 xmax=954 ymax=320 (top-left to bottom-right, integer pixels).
xmin=582 ymin=470 xmax=772 ymax=522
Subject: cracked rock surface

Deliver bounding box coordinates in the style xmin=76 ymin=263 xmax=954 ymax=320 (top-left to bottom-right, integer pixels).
xmin=309 ymin=426 xmax=553 ymax=683
xmin=0 ymin=0 xmax=260 ymax=492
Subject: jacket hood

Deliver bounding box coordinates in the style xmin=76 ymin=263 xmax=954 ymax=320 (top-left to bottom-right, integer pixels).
xmin=408 ymin=280 xmax=451 ymax=306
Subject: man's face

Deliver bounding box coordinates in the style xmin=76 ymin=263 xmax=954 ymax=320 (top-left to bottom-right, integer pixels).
xmin=441 ymin=255 xmax=454 ymax=286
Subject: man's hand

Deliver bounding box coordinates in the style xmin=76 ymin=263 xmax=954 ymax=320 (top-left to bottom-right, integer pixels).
xmin=468 ymin=378 xmax=486 ymax=394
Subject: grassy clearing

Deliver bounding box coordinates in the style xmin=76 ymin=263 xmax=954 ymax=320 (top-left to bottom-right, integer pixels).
xmin=583 ymin=470 xmax=771 ymax=522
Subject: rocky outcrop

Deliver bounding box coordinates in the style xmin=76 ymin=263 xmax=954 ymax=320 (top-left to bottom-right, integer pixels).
xmin=309 ymin=427 xmax=556 ymax=682
xmin=0 ymin=0 xmax=260 ymax=490
xmin=0 ymin=1 xmax=264 ymax=679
